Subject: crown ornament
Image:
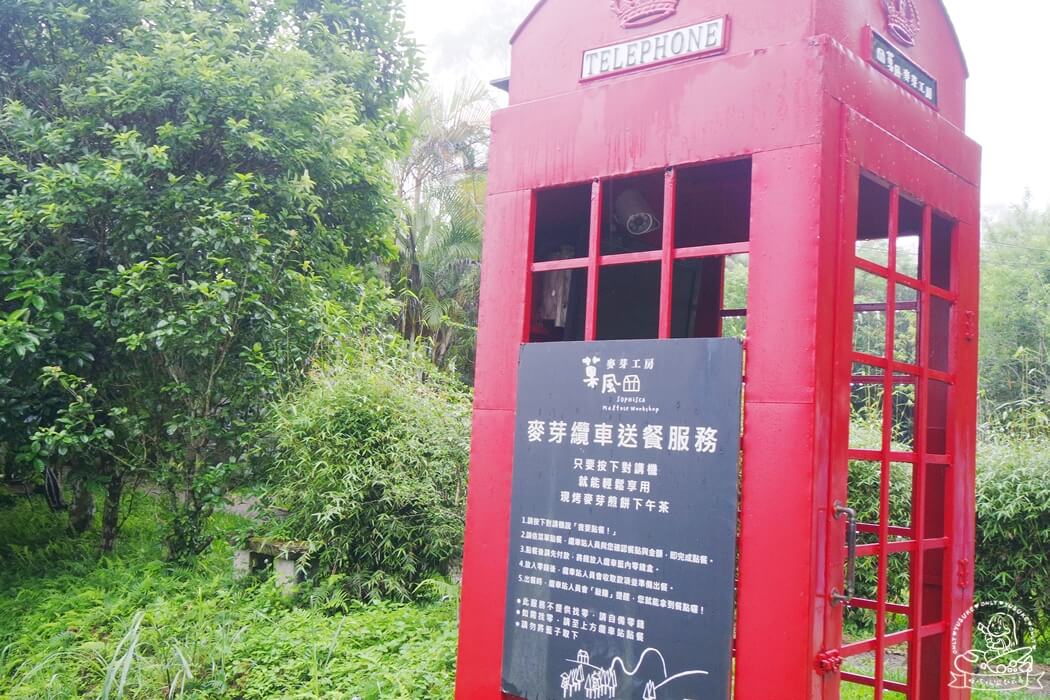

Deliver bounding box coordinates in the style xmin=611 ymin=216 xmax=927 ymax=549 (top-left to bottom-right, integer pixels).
xmin=609 ymin=0 xmax=679 ymax=29
xmin=881 ymin=0 xmax=920 ymax=47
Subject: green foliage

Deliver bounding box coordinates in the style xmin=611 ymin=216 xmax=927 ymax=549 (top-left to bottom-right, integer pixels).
xmin=0 ymin=496 xmax=458 ymax=699
xmin=392 ymin=84 xmax=490 ymax=378
xmin=262 ymin=347 xmax=471 ymax=601
xmin=980 ymin=200 xmax=1050 ymax=436
xmin=974 ymin=436 xmax=1050 ymax=648
xmin=0 ymin=0 xmax=421 ymax=556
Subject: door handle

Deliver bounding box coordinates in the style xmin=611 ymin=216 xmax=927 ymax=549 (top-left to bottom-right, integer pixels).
xmin=832 ymin=501 xmax=857 ymax=607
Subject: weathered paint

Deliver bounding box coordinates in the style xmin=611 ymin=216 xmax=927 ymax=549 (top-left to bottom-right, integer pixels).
xmin=457 ymin=0 xmax=980 ymax=698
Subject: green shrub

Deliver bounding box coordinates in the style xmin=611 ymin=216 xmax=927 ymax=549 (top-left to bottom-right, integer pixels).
xmin=975 ymin=436 xmax=1050 ymax=646
xmin=262 ymin=349 xmax=471 ymax=601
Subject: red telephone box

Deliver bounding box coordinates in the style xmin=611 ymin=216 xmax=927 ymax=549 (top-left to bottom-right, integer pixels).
xmin=456 ymin=0 xmax=981 ymax=698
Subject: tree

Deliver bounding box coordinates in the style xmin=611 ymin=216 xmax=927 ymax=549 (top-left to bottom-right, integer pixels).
xmin=979 ymin=198 xmax=1050 ymax=436
xmin=0 ymin=0 xmax=419 ymax=557
xmin=392 ymin=84 xmax=490 ymax=375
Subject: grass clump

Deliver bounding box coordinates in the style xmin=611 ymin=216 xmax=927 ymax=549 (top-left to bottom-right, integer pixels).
xmin=0 ymin=495 xmax=458 ymax=699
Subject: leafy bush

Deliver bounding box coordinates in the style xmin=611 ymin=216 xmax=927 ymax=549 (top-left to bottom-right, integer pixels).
xmin=0 ymin=0 xmax=420 ymax=559
xmin=262 ymin=348 xmax=471 ymax=601
xmin=975 ymin=436 xmax=1050 ymax=646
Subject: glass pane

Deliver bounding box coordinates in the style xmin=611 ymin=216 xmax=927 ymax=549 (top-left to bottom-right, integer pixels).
xmin=888 ymin=461 xmax=913 ymax=530
xmin=921 ymin=464 xmax=949 ymax=540
xmin=840 ymin=679 xmax=876 ymax=700
xmin=671 ymin=257 xmax=722 ymax=339
xmin=848 ymin=459 xmax=883 ymax=544
xmin=896 ymin=195 xmax=923 ymax=279
xmin=927 ymin=380 xmax=950 ymax=455
xmin=721 ymin=316 xmax=746 ymax=340
xmin=601 ymin=172 xmax=663 ymax=255
xmin=931 ymin=212 xmax=954 ymax=290
xmin=723 ymin=253 xmax=749 ymax=309
xmin=671 ymin=254 xmax=749 ymax=339
xmin=919 ymin=553 xmax=946 ymax=622
xmin=850 ymin=367 xmax=884 ymax=451
xmin=891 ymin=380 xmax=917 ymax=452
xmin=894 ymin=284 xmax=919 ymax=365
xmin=928 ymin=297 xmax=951 ymax=372
xmin=530 ymin=269 xmax=587 ymax=342
xmin=854 ymin=269 xmax=888 ymax=357
xmin=674 ymin=158 xmax=752 ymax=248
xmin=844 ymin=609 xmax=879 ymax=648
xmin=534 ymin=184 xmax=591 ymax=263
xmin=883 ymin=643 xmax=911 ymax=688
xmin=596 ymin=262 xmax=660 ymax=340
xmin=887 ymin=552 xmax=911 ymax=608
xmin=855 ymin=554 xmax=879 ymax=606
xmin=852 ymin=362 xmax=883 ymax=378
xmin=856 ymin=175 xmax=891 ymax=267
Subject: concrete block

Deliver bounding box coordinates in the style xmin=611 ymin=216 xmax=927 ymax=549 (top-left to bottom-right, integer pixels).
xmin=273 ymin=556 xmax=299 ymax=593
xmin=233 ymin=550 xmax=252 ymax=579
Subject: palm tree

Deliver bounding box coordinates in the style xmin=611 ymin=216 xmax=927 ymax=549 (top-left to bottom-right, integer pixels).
xmin=392 ymin=82 xmax=492 ymax=375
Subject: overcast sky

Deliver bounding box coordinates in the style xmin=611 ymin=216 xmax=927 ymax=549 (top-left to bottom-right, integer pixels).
xmin=404 ymin=0 xmax=1050 ymax=213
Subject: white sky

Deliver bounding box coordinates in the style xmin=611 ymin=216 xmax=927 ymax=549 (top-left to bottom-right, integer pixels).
xmin=404 ymin=0 xmax=1050 ymax=212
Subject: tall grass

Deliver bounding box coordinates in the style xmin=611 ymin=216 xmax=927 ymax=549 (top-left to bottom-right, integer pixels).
xmin=0 ymin=495 xmax=459 ymax=699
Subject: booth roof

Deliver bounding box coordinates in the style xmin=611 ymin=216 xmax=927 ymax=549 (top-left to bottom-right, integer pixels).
xmin=508 ymin=0 xmax=968 ymax=76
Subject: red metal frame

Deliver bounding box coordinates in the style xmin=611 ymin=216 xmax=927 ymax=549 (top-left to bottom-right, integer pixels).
xmin=521 ymin=173 xmax=750 ymax=344
xmin=825 ymin=108 xmax=979 ymax=699
xmin=456 ymin=2 xmax=980 ymax=698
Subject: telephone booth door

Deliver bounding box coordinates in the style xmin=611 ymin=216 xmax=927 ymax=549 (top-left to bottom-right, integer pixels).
xmin=824 ymin=109 xmax=980 ymax=700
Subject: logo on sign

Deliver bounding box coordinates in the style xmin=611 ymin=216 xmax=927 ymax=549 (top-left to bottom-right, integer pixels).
xmin=869 ymin=31 xmax=937 ymax=105
xmin=610 ymin=0 xmax=679 ymax=29
xmin=582 ymin=355 xmax=653 ymax=394
xmin=881 ymin=0 xmax=920 ymax=47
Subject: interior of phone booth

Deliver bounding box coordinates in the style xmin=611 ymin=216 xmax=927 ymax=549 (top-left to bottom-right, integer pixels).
xmin=529 ymin=159 xmax=752 ymax=344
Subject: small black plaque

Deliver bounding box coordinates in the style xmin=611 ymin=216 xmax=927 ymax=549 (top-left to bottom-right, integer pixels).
xmin=870 ymin=30 xmax=938 ymax=106
xmin=501 ymin=339 xmax=742 ymax=700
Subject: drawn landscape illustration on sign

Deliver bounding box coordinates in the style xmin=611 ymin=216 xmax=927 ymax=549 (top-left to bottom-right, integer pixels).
xmin=558 ymin=647 xmax=708 ymax=699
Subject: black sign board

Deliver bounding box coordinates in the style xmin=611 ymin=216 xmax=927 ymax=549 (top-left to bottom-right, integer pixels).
xmin=501 ymin=339 xmax=743 ymax=700
xmin=870 ymin=30 xmax=938 ymax=107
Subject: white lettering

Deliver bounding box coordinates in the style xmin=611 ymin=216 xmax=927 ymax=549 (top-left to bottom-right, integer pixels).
xmin=670 ymin=30 xmax=685 ymax=55
xmin=639 ymin=38 xmax=653 ymax=63
xmin=706 ymin=22 xmax=723 ymax=48
xmin=688 ymin=26 xmax=703 ymax=52
xmin=625 ymin=43 xmax=638 ymax=67
xmin=653 ymin=35 xmax=667 ymax=61
xmin=584 ymin=52 xmax=601 ymax=78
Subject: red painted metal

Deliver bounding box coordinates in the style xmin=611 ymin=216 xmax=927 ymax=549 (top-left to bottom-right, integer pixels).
xmin=658 ymin=168 xmax=676 ymax=339
xmin=585 ymin=179 xmax=602 ymax=341
xmin=456 ymin=1 xmax=980 ymax=698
